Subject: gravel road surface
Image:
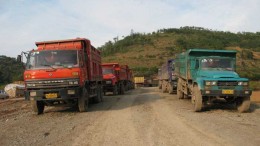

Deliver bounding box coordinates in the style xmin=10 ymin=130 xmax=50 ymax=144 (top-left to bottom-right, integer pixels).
xmin=0 ymin=87 xmax=259 ymax=146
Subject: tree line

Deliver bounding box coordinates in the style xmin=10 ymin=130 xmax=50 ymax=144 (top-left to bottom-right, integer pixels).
xmin=0 ymin=56 xmax=24 ymax=87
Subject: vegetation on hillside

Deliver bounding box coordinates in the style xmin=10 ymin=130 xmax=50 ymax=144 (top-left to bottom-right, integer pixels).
xmin=99 ymin=26 xmax=260 ymax=81
xmin=0 ymin=56 xmax=24 ymax=88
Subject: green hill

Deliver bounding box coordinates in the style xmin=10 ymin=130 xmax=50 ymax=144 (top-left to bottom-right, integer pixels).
xmin=99 ymin=26 xmax=260 ymax=81
xmin=0 ymin=56 xmax=24 ymax=88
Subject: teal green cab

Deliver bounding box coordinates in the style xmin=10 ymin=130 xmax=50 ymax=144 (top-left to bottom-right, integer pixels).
xmin=175 ymin=49 xmax=251 ymax=112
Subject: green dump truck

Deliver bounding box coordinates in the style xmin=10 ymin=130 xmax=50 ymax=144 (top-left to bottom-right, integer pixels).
xmin=175 ymin=49 xmax=252 ymax=112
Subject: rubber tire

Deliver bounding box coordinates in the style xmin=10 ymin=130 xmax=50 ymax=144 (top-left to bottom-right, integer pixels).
xmin=192 ymin=85 xmax=203 ymax=112
xmin=162 ymin=81 xmax=167 ymax=93
xmin=93 ymin=85 xmax=102 ymax=103
xmin=168 ymin=83 xmax=174 ymax=94
xmin=236 ymin=96 xmax=250 ymax=113
xmin=78 ymin=87 xmax=89 ymax=112
xmin=32 ymin=100 xmax=44 ymax=115
xmin=120 ymin=84 xmax=125 ymax=95
xmin=177 ymin=80 xmax=184 ymax=99
xmin=113 ymin=85 xmax=118 ymax=95
xmin=158 ymin=81 xmax=162 ymax=89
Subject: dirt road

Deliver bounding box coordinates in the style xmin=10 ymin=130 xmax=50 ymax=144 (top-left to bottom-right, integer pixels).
xmin=0 ymin=87 xmax=259 ymax=146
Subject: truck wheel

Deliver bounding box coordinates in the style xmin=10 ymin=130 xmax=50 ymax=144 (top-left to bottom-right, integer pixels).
xmin=113 ymin=85 xmax=118 ymax=95
xmin=94 ymin=85 xmax=103 ymax=103
xmin=177 ymin=80 xmax=184 ymax=99
xmin=168 ymin=83 xmax=174 ymax=94
xmin=120 ymin=84 xmax=125 ymax=95
xmin=192 ymin=85 xmax=203 ymax=112
xmin=78 ymin=87 xmax=89 ymax=112
xmin=162 ymin=82 xmax=167 ymax=93
xmin=236 ymin=96 xmax=250 ymax=113
xmin=32 ymin=100 xmax=44 ymax=115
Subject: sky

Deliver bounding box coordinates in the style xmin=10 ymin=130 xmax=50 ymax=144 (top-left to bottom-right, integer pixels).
xmin=0 ymin=0 xmax=259 ymax=58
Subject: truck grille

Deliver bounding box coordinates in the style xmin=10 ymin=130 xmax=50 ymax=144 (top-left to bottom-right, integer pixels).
xmin=217 ymin=81 xmax=238 ymax=86
xmin=26 ymin=78 xmax=79 ymax=89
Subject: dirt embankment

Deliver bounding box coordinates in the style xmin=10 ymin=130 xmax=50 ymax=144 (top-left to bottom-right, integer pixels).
xmin=251 ymin=91 xmax=260 ymax=102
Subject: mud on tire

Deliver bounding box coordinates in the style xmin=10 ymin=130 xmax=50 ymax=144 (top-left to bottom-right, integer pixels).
xmin=236 ymin=96 xmax=250 ymax=113
xmin=78 ymin=87 xmax=89 ymax=112
xmin=192 ymin=85 xmax=203 ymax=112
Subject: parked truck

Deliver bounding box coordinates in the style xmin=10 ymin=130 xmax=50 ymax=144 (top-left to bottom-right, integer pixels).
xmin=159 ymin=59 xmax=177 ymax=94
xmin=18 ymin=38 xmax=103 ymax=114
xmin=102 ymin=63 xmax=133 ymax=95
xmin=175 ymin=49 xmax=252 ymax=112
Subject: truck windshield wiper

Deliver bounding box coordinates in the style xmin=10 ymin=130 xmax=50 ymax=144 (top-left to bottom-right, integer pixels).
xmin=41 ymin=64 xmax=56 ymax=70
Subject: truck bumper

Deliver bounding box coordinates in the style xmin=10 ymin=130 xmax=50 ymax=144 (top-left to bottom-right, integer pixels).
xmin=201 ymin=89 xmax=252 ymax=97
xmin=103 ymin=84 xmax=115 ymax=92
xmin=25 ymin=87 xmax=81 ymax=101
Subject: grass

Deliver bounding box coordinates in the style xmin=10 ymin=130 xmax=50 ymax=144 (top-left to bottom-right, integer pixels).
xmin=0 ymin=84 xmax=5 ymax=90
xmin=250 ymin=81 xmax=260 ymax=91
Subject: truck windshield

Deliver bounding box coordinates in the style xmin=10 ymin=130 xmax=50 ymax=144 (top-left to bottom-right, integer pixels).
xmin=200 ymin=58 xmax=234 ymax=71
xmin=102 ymin=68 xmax=114 ymax=75
xmin=26 ymin=50 xmax=79 ymax=69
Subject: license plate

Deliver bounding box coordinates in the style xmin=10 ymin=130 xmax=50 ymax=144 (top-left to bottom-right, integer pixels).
xmin=45 ymin=93 xmax=58 ymax=99
xmin=222 ymin=90 xmax=234 ymax=94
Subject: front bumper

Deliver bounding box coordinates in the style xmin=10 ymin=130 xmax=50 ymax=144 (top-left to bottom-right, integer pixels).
xmin=201 ymin=89 xmax=252 ymax=97
xmin=103 ymin=84 xmax=115 ymax=92
xmin=25 ymin=87 xmax=81 ymax=101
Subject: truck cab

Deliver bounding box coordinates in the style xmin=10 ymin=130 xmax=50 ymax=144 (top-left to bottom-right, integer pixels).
xmin=102 ymin=63 xmax=123 ymax=95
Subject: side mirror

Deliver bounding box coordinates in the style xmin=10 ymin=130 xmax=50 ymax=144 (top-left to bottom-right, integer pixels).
xmin=17 ymin=55 xmax=22 ymax=62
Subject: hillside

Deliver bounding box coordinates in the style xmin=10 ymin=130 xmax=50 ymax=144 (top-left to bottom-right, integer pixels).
xmin=0 ymin=56 xmax=24 ymax=88
xmin=99 ymin=26 xmax=260 ymax=80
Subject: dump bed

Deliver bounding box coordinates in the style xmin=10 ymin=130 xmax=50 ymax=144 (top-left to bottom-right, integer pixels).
xmin=161 ymin=59 xmax=175 ymax=80
xmin=36 ymin=38 xmax=102 ymax=81
xmin=119 ymin=65 xmax=129 ymax=80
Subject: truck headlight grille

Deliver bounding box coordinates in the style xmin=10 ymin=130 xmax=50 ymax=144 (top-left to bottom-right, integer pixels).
xmin=205 ymin=81 xmax=217 ymax=86
xmin=238 ymin=82 xmax=248 ymax=86
xmin=26 ymin=78 xmax=79 ymax=89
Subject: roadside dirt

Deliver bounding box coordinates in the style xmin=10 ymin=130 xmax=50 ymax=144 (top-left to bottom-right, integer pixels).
xmin=0 ymin=88 xmax=259 ymax=146
xmin=251 ymin=91 xmax=260 ymax=102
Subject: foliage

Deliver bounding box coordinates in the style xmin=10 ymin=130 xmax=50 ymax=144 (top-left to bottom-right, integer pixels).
xmin=132 ymin=66 xmax=158 ymax=77
xmin=0 ymin=56 xmax=24 ymax=86
xmin=249 ymin=81 xmax=260 ymax=90
xmin=99 ymin=26 xmax=260 ymax=78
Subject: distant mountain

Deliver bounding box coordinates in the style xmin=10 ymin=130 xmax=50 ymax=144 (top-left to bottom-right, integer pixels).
xmin=99 ymin=26 xmax=260 ymax=79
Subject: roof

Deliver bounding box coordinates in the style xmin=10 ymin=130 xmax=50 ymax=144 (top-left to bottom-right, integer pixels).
xmin=35 ymin=38 xmax=90 ymax=46
xmin=102 ymin=63 xmax=119 ymax=66
xmin=188 ymin=49 xmax=237 ymax=54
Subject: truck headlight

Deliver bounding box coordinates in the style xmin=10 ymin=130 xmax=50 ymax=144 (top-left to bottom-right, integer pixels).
xmin=106 ymin=81 xmax=112 ymax=84
xmin=205 ymin=81 xmax=217 ymax=86
xmin=238 ymin=82 xmax=248 ymax=86
xmin=27 ymin=83 xmax=36 ymax=87
xmin=69 ymin=80 xmax=79 ymax=85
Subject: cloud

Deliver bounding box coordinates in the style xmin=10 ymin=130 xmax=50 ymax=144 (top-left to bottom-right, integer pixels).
xmin=0 ymin=0 xmax=259 ymax=57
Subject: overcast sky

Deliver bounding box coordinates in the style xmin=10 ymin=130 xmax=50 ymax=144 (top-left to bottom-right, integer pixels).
xmin=0 ymin=0 xmax=259 ymax=57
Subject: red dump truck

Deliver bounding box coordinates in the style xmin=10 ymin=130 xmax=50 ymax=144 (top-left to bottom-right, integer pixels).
xmin=102 ymin=63 xmax=134 ymax=95
xmin=18 ymin=38 xmax=103 ymax=114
